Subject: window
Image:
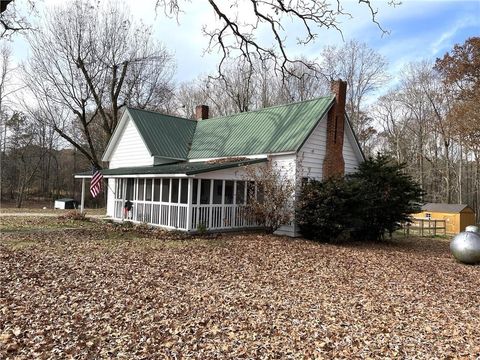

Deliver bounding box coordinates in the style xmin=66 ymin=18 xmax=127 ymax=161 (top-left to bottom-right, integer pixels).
xmin=145 ymin=179 xmax=152 ymax=201
xmin=192 ymin=179 xmax=198 ymax=204
xmin=236 ymin=181 xmax=245 ymax=204
xmin=153 ymin=179 xmax=161 ymax=201
xmin=213 ymin=180 xmax=223 ymax=204
xmin=171 ymin=179 xmax=179 ymax=203
xmin=162 ymin=179 xmax=170 ymax=202
xmin=200 ymin=179 xmax=211 ymax=204
xmin=137 ymin=179 xmax=145 ymax=201
xmin=180 ymin=179 xmax=188 ymax=204
xmin=225 ymin=181 xmax=234 ymax=204
xmin=126 ymin=179 xmax=134 ymax=200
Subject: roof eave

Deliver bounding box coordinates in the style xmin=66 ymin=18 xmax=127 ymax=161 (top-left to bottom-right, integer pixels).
xmin=186 ymin=158 xmax=268 ymax=175
xmin=101 ymin=109 xmax=132 ymax=162
xmin=344 ymin=112 xmax=366 ymax=162
xmin=295 ymin=96 xmax=335 ymax=153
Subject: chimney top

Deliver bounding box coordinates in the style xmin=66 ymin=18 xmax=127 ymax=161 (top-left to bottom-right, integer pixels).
xmin=331 ymin=79 xmax=347 ymax=102
xmin=195 ymin=105 xmax=209 ymax=120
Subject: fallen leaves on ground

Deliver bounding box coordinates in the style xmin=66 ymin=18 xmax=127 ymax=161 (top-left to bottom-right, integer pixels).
xmin=0 ymin=222 xmax=479 ymax=359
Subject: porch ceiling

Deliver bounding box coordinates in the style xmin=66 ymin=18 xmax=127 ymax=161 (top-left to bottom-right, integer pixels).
xmin=75 ymin=158 xmax=267 ymax=178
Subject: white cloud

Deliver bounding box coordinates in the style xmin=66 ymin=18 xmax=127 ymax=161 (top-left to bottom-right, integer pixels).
xmin=6 ymin=0 xmax=479 ymax=85
xmin=430 ymin=15 xmax=478 ymax=55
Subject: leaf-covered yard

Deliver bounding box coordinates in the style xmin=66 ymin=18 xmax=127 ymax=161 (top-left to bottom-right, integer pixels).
xmin=1 ymin=217 xmax=479 ymax=359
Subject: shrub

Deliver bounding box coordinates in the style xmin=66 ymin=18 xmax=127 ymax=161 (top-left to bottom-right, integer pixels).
xmin=297 ymin=155 xmax=424 ymax=242
xmin=296 ymin=177 xmax=357 ymax=242
xmin=348 ymin=155 xmax=424 ymax=240
xmin=245 ymin=161 xmax=295 ymax=234
xmin=197 ymin=222 xmax=207 ymax=234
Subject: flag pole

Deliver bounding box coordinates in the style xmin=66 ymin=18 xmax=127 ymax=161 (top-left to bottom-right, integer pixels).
xmin=80 ymin=178 xmax=85 ymax=213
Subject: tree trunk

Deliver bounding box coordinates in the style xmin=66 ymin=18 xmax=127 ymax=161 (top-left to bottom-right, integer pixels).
xmin=458 ymin=142 xmax=463 ymax=203
xmin=444 ymin=140 xmax=451 ymax=203
xmin=476 ymin=154 xmax=480 ymax=223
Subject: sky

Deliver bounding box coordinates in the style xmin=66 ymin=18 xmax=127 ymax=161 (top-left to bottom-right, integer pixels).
xmin=6 ymin=0 xmax=480 ymax=89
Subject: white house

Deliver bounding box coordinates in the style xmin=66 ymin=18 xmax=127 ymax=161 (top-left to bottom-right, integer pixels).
xmin=75 ymin=80 xmax=364 ymax=236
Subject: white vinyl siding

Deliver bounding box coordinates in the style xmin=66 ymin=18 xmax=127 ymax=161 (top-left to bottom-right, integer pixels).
xmin=109 ymin=117 xmax=153 ymax=168
xmin=298 ymin=114 xmax=327 ymax=180
xmin=298 ymin=115 xmax=362 ymax=179
xmin=343 ymin=123 xmax=362 ymax=174
xmin=271 ymin=154 xmax=298 ymax=237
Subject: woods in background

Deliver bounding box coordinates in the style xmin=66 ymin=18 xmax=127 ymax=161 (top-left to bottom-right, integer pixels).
xmin=0 ymin=0 xmax=477 ymax=217
xmin=375 ymin=37 xmax=479 ymax=220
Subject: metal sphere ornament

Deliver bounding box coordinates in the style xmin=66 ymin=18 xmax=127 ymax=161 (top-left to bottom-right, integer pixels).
xmin=450 ymin=230 xmax=480 ymax=264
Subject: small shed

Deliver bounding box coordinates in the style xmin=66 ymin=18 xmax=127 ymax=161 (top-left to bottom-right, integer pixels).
xmin=416 ymin=203 xmax=476 ymax=234
xmin=54 ymin=198 xmax=79 ymax=210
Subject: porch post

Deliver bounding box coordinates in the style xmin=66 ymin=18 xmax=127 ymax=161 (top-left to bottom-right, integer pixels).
xmin=186 ymin=177 xmax=193 ymax=231
xmin=80 ymin=178 xmax=85 ymax=213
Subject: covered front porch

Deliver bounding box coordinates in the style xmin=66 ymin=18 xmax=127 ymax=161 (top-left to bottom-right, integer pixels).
xmin=112 ymin=177 xmax=257 ymax=231
xmin=76 ymin=159 xmax=267 ymax=232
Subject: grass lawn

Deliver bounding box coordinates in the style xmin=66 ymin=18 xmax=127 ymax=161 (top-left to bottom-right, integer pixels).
xmin=1 ymin=216 xmax=479 ymax=359
xmin=0 ymin=207 xmax=106 ymax=216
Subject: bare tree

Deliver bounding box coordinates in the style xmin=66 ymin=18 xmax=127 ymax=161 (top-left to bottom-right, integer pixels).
xmin=373 ymin=58 xmax=476 ymax=209
xmin=245 ymin=160 xmax=296 ymax=233
xmin=374 ymin=90 xmax=411 ymax=165
xmin=2 ymin=112 xmax=49 ymax=206
xmin=435 ymin=37 xmax=480 ymax=218
xmin=0 ymin=43 xmax=13 ymax=154
xmin=176 ymin=55 xmax=331 ymax=119
xmin=278 ymin=60 xmax=330 ymax=103
xmin=0 ymin=0 xmax=35 ymax=37
xmin=23 ymin=0 xmax=175 ymax=168
xmin=156 ymin=0 xmax=399 ymax=78
xmin=320 ymin=39 xmax=389 ymax=137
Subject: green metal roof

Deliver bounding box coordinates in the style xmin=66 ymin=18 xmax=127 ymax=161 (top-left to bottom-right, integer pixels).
xmin=128 ymin=108 xmax=197 ymax=160
xmin=189 ymin=96 xmax=334 ymax=159
xmin=124 ymin=97 xmax=334 ymax=161
xmin=99 ymin=158 xmax=267 ymax=176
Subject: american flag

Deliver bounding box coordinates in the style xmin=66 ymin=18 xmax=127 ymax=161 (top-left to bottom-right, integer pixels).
xmin=90 ymin=166 xmax=103 ymax=198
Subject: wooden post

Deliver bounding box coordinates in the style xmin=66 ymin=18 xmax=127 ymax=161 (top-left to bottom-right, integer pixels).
xmin=421 ymin=219 xmax=424 ymax=237
xmin=209 ymin=180 xmax=213 ymax=229
xmin=186 ymin=178 xmax=193 ymax=231
xmin=221 ymin=180 xmax=225 ymax=229
xmin=80 ymin=178 xmax=85 ymax=213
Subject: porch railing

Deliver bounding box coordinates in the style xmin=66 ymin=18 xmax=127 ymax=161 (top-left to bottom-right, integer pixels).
xmin=113 ymin=199 xmax=189 ymax=230
xmin=114 ymin=200 xmax=257 ymax=231
xmin=190 ymin=204 xmax=256 ymax=231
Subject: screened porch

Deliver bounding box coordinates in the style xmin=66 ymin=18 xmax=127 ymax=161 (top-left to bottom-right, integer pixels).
xmin=112 ymin=177 xmax=258 ymax=231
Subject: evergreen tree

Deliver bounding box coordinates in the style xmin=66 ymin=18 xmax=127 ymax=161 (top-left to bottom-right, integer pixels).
xmin=348 ymin=154 xmax=424 ymax=241
xmin=297 ymin=154 xmax=424 ymax=242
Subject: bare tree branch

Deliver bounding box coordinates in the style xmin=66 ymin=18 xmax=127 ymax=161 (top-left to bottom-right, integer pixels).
xmin=156 ymin=0 xmax=396 ymax=79
xmin=23 ymin=0 xmax=175 ymax=169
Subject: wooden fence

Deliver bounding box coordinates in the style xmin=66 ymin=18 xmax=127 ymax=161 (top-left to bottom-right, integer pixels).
xmin=404 ymin=218 xmax=447 ymax=236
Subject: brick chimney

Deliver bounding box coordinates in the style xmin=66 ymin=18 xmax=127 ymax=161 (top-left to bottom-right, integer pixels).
xmin=195 ymin=105 xmax=209 ymax=120
xmin=322 ymin=79 xmax=346 ymax=179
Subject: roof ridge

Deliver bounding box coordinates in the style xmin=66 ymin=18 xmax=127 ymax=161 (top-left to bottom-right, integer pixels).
xmin=203 ymin=95 xmax=334 ymax=122
xmin=127 ymin=106 xmax=197 ymax=123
